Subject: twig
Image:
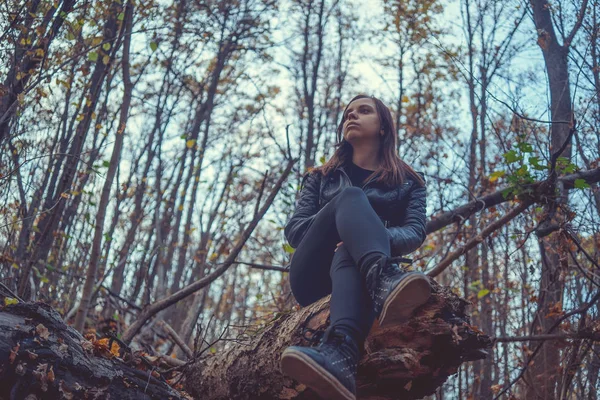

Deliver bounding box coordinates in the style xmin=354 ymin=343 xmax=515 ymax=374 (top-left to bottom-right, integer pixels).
xmin=233 ymin=260 xmax=289 ymax=272
xmin=121 ymin=158 xmax=296 ymax=344
xmin=427 ymin=200 xmax=532 ymax=277
xmin=493 ymin=331 xmax=600 ymax=343
xmin=493 ymin=289 xmax=600 ymax=399
xmin=0 ymin=282 xmax=23 ymax=302
xmin=159 ymin=320 xmax=193 ymax=359
xmin=100 ymin=284 xmax=142 ymax=311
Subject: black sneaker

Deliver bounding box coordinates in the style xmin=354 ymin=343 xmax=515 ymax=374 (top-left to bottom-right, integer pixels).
xmin=360 ymin=255 xmax=431 ymax=327
xmin=280 ymin=326 xmax=359 ymax=400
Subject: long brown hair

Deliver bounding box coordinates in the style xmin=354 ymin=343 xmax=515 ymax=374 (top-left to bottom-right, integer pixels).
xmin=308 ymin=94 xmax=425 ymax=188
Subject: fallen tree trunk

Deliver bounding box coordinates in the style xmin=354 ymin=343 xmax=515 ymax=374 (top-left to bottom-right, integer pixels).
xmin=182 ymin=278 xmax=491 ymax=399
xmin=0 ymin=278 xmax=490 ymax=399
xmin=0 ymin=302 xmax=188 ymax=400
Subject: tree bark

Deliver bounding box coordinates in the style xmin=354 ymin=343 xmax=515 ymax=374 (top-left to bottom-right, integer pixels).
xmin=526 ymin=0 xmax=588 ymax=397
xmin=74 ymin=0 xmax=135 ymax=333
xmin=182 ymin=278 xmax=491 ymax=400
xmin=0 ymin=302 xmax=186 ymax=399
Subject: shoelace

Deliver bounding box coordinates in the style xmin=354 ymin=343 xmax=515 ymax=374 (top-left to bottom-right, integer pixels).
xmin=299 ymin=316 xmax=356 ymax=361
xmin=299 ymin=256 xmax=412 ymax=343
xmin=300 ymin=312 xmax=331 ymax=345
xmin=319 ymin=326 xmax=357 ymax=367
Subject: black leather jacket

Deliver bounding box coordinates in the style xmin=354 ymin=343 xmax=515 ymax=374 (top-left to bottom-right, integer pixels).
xmin=284 ymin=164 xmax=427 ymax=257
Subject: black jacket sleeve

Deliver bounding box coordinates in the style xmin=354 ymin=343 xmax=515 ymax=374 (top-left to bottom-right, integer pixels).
xmin=386 ymin=172 xmax=427 ymax=256
xmin=284 ymin=171 xmax=321 ymax=249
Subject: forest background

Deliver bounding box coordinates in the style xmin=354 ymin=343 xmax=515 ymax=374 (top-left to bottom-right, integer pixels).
xmin=1 ymin=0 xmax=599 ymax=398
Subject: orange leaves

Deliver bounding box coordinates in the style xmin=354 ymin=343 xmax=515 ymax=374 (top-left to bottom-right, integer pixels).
xmin=545 ymin=301 xmax=564 ymax=319
xmin=9 ymin=342 xmax=19 ymax=364
xmin=96 ymin=338 xmax=121 ymax=358
xmin=32 ymin=363 xmax=55 ymax=392
xmin=536 ymin=29 xmax=551 ymax=50
xmin=83 ymin=333 xmax=121 ymax=359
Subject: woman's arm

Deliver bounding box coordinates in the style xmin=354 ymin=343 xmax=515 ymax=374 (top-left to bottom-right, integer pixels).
xmin=284 ymin=171 xmax=321 ymax=248
xmin=386 ymin=173 xmax=427 ymax=257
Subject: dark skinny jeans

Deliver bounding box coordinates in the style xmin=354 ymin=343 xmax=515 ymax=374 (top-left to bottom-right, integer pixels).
xmin=288 ymin=186 xmax=391 ymax=344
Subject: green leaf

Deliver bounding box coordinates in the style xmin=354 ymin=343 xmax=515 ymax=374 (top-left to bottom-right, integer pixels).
xmin=574 ymin=179 xmax=590 ymax=189
xmin=66 ymin=31 xmax=76 ymax=41
xmin=529 ymin=156 xmax=547 ymax=171
xmin=503 ymin=150 xmax=520 ymax=163
xmin=517 ymin=142 xmax=533 ymax=153
xmin=103 ymin=160 xmax=110 ymax=168
xmin=563 ymin=163 xmax=577 ymax=173
xmin=283 ymin=243 xmax=295 ymax=254
xmin=501 ymin=187 xmax=513 ymax=199
xmin=515 ymin=164 xmax=528 ymax=176
xmin=210 ymin=347 xmax=217 ymax=354
xmin=477 ymin=289 xmax=490 ymax=299
xmin=4 ymin=297 xmax=18 ymax=306
xmin=88 ymin=51 xmax=98 ymax=62
xmin=150 ymin=41 xmax=158 ymax=52
xmin=102 ymin=42 xmax=111 ymax=51
xmin=469 ymin=280 xmax=481 ymax=289
xmin=117 ymin=12 xmax=125 ymax=21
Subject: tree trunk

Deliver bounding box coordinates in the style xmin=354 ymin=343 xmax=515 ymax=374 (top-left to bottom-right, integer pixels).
xmin=182 ymin=278 xmax=491 ymax=400
xmin=526 ymin=0 xmax=586 ymax=397
xmin=0 ymin=302 xmax=186 ymax=400
xmin=2 ymin=278 xmax=491 ymax=399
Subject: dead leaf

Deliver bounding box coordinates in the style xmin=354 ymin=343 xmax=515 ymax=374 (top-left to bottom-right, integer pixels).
xmin=33 ymin=363 xmax=49 ymax=391
xmin=59 ymin=381 xmax=74 ymax=400
xmin=47 ymin=365 xmax=55 ymax=383
xmin=81 ymin=339 xmax=94 ymax=354
xmin=9 ymin=342 xmax=20 ymax=364
xmin=94 ymin=338 xmax=120 ymax=359
xmin=451 ymin=324 xmax=461 ymax=344
xmin=15 ymin=361 xmax=26 ymax=376
xmin=58 ymin=343 xmax=69 ymax=355
xmin=36 ymin=323 xmax=50 ymax=340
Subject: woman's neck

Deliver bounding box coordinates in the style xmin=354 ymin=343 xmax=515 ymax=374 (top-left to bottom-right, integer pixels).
xmin=351 ymin=152 xmax=379 ymax=171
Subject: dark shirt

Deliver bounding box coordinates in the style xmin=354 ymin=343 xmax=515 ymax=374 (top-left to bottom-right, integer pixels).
xmin=346 ymin=161 xmax=375 ymax=187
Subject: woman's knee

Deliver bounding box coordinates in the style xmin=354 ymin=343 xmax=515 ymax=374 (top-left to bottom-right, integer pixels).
xmin=340 ymin=186 xmax=364 ymax=196
xmin=333 ymin=186 xmax=366 ymax=205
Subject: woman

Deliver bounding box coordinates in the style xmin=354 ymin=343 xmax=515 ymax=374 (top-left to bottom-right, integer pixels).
xmin=279 ymin=94 xmax=431 ymax=400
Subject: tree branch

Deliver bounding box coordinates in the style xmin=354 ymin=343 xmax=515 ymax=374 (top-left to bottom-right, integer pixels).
xmin=427 ymin=200 xmax=533 ymax=277
xmin=121 ymin=158 xmax=296 ymax=344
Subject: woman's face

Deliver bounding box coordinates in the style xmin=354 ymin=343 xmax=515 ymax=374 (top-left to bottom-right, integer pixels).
xmin=342 ymin=98 xmax=382 ymax=145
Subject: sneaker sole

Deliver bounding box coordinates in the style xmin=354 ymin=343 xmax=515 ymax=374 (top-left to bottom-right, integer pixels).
xmin=280 ymin=348 xmax=356 ymax=400
xmin=379 ymin=273 xmax=431 ymax=327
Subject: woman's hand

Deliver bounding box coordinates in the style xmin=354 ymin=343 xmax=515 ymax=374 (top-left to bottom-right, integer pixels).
xmin=334 ymin=241 xmax=343 ymax=252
